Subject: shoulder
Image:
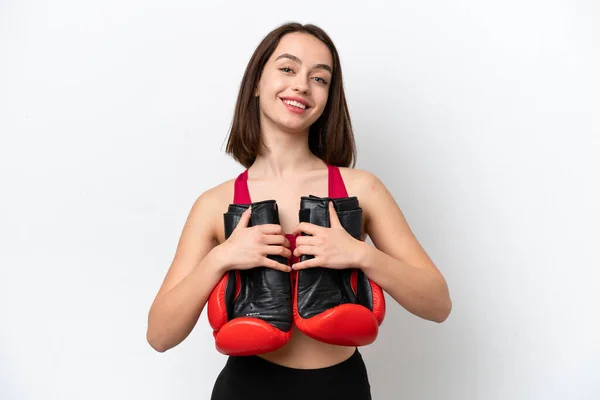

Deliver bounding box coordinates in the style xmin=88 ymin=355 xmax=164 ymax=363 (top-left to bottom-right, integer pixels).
xmin=190 ymin=178 xmax=235 ymax=211
xmin=196 ymin=178 xmax=236 ymax=206
xmin=338 ymin=167 xmax=388 ymax=199
xmin=338 ymin=167 xmax=396 ymax=224
xmin=185 ymin=178 xmax=236 ymax=239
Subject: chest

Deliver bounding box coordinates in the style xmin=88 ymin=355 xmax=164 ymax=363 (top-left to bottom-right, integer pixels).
xmin=246 ymin=173 xmax=329 ymax=233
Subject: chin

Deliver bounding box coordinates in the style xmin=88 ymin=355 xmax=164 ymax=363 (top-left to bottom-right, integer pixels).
xmin=261 ymin=106 xmax=320 ymax=133
xmin=278 ymin=119 xmax=313 ymax=133
xmin=281 ymin=114 xmax=323 ymax=132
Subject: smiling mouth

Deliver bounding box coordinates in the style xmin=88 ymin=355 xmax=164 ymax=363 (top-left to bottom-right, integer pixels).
xmin=281 ymin=98 xmax=310 ymax=110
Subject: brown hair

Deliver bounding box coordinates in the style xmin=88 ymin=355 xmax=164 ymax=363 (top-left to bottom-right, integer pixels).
xmin=225 ymin=22 xmax=357 ymax=168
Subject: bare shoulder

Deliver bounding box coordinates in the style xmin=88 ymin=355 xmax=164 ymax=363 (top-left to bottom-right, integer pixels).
xmin=188 ymin=178 xmax=236 ymax=237
xmin=152 ymin=178 xmax=236 ymax=298
xmin=170 ymin=177 xmax=237 ymax=264
xmin=196 ymin=178 xmax=235 ymax=209
xmin=338 ymin=167 xmax=393 ymax=235
xmin=340 ymin=167 xmax=439 ymax=272
xmin=338 ymin=167 xmax=389 ymax=204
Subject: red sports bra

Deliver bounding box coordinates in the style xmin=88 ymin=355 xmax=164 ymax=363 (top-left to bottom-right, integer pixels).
xmin=232 ymin=164 xmax=348 ymax=267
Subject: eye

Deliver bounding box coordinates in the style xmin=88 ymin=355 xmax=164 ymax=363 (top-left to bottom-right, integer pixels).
xmin=280 ymin=67 xmax=294 ymax=73
xmin=313 ymin=76 xmax=328 ymax=85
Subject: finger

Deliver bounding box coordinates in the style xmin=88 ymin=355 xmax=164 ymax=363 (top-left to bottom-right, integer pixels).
xmin=263 ymin=257 xmax=292 ymax=272
xmin=292 ymin=257 xmax=319 ymax=270
xmin=255 ymin=224 xmax=284 ymax=235
xmin=263 ymin=245 xmax=292 ymax=259
xmin=293 ymin=244 xmax=316 ymax=258
xmin=235 ymin=207 xmax=252 ymax=229
xmin=328 ymin=201 xmax=342 ymax=228
xmin=262 ymin=234 xmax=288 ymax=246
xmin=291 ymin=222 xmax=323 ymax=236
xmin=294 ymin=235 xmax=320 ymax=246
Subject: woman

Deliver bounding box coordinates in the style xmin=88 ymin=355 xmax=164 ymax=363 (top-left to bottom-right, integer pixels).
xmin=146 ymin=22 xmax=452 ymax=399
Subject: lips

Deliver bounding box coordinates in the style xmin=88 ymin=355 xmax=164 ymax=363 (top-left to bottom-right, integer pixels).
xmin=280 ymin=98 xmax=310 ymax=114
xmin=282 ymin=100 xmax=306 ymax=114
xmin=280 ymin=97 xmax=311 ymax=109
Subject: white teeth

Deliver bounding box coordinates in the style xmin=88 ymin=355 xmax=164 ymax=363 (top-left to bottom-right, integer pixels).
xmin=283 ymin=99 xmax=307 ymax=109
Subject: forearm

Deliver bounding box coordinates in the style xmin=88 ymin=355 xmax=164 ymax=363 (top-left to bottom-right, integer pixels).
xmin=357 ymin=242 xmax=452 ymax=323
xmin=147 ymin=247 xmax=227 ymax=352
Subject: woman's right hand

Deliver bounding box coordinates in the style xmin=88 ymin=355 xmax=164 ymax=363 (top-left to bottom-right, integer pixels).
xmin=217 ymin=207 xmax=292 ymax=272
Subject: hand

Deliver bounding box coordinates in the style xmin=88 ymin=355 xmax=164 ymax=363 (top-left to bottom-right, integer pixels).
xmin=291 ymin=201 xmax=364 ymax=270
xmin=218 ymin=207 xmax=292 ymax=272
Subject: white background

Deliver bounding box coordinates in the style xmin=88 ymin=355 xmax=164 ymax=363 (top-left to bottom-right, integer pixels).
xmin=1 ymin=1 xmax=599 ymax=399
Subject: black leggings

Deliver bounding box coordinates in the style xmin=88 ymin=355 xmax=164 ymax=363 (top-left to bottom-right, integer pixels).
xmin=210 ymin=349 xmax=372 ymax=400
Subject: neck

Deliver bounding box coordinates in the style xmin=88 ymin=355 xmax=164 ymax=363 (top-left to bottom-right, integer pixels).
xmin=250 ymin=124 xmax=324 ymax=179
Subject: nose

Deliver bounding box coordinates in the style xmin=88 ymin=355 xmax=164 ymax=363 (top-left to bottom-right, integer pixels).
xmin=292 ymin=74 xmax=309 ymax=94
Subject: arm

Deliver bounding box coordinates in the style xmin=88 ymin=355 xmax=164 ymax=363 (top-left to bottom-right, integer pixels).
xmin=146 ymin=191 xmax=228 ymax=352
xmin=356 ymin=172 xmax=452 ymax=323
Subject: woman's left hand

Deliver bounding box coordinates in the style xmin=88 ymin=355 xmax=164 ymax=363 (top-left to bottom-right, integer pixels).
xmin=291 ymin=201 xmax=365 ymax=270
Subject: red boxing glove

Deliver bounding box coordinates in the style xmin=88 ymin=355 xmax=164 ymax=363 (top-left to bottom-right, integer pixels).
xmin=207 ymin=200 xmax=293 ymax=356
xmin=293 ymin=196 xmax=386 ymax=346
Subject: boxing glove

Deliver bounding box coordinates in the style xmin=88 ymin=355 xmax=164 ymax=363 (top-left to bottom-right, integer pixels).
xmin=207 ymin=200 xmax=293 ymax=356
xmin=293 ymin=195 xmax=386 ymax=346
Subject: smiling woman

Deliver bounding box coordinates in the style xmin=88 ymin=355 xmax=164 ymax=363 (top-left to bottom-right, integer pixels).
xmin=146 ymin=21 xmax=452 ymax=400
xmin=253 ymin=34 xmax=333 ymax=140
xmin=226 ymin=25 xmax=356 ymax=170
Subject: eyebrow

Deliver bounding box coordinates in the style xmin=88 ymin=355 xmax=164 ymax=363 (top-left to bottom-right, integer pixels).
xmin=274 ymin=53 xmax=332 ymax=74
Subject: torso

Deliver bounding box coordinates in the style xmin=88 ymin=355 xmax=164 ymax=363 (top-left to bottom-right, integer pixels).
xmin=209 ymin=163 xmax=369 ymax=368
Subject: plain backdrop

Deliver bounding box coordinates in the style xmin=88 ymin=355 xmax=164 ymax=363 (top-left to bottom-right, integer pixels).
xmin=1 ymin=1 xmax=599 ymax=399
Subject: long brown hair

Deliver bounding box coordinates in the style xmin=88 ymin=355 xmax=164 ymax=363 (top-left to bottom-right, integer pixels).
xmin=225 ymin=22 xmax=356 ymax=168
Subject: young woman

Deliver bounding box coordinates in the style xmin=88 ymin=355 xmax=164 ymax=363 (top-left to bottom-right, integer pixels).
xmin=147 ymin=22 xmax=452 ymax=399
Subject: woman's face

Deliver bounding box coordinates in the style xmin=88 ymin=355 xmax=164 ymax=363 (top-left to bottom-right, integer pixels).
xmin=255 ymin=32 xmax=333 ymax=134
